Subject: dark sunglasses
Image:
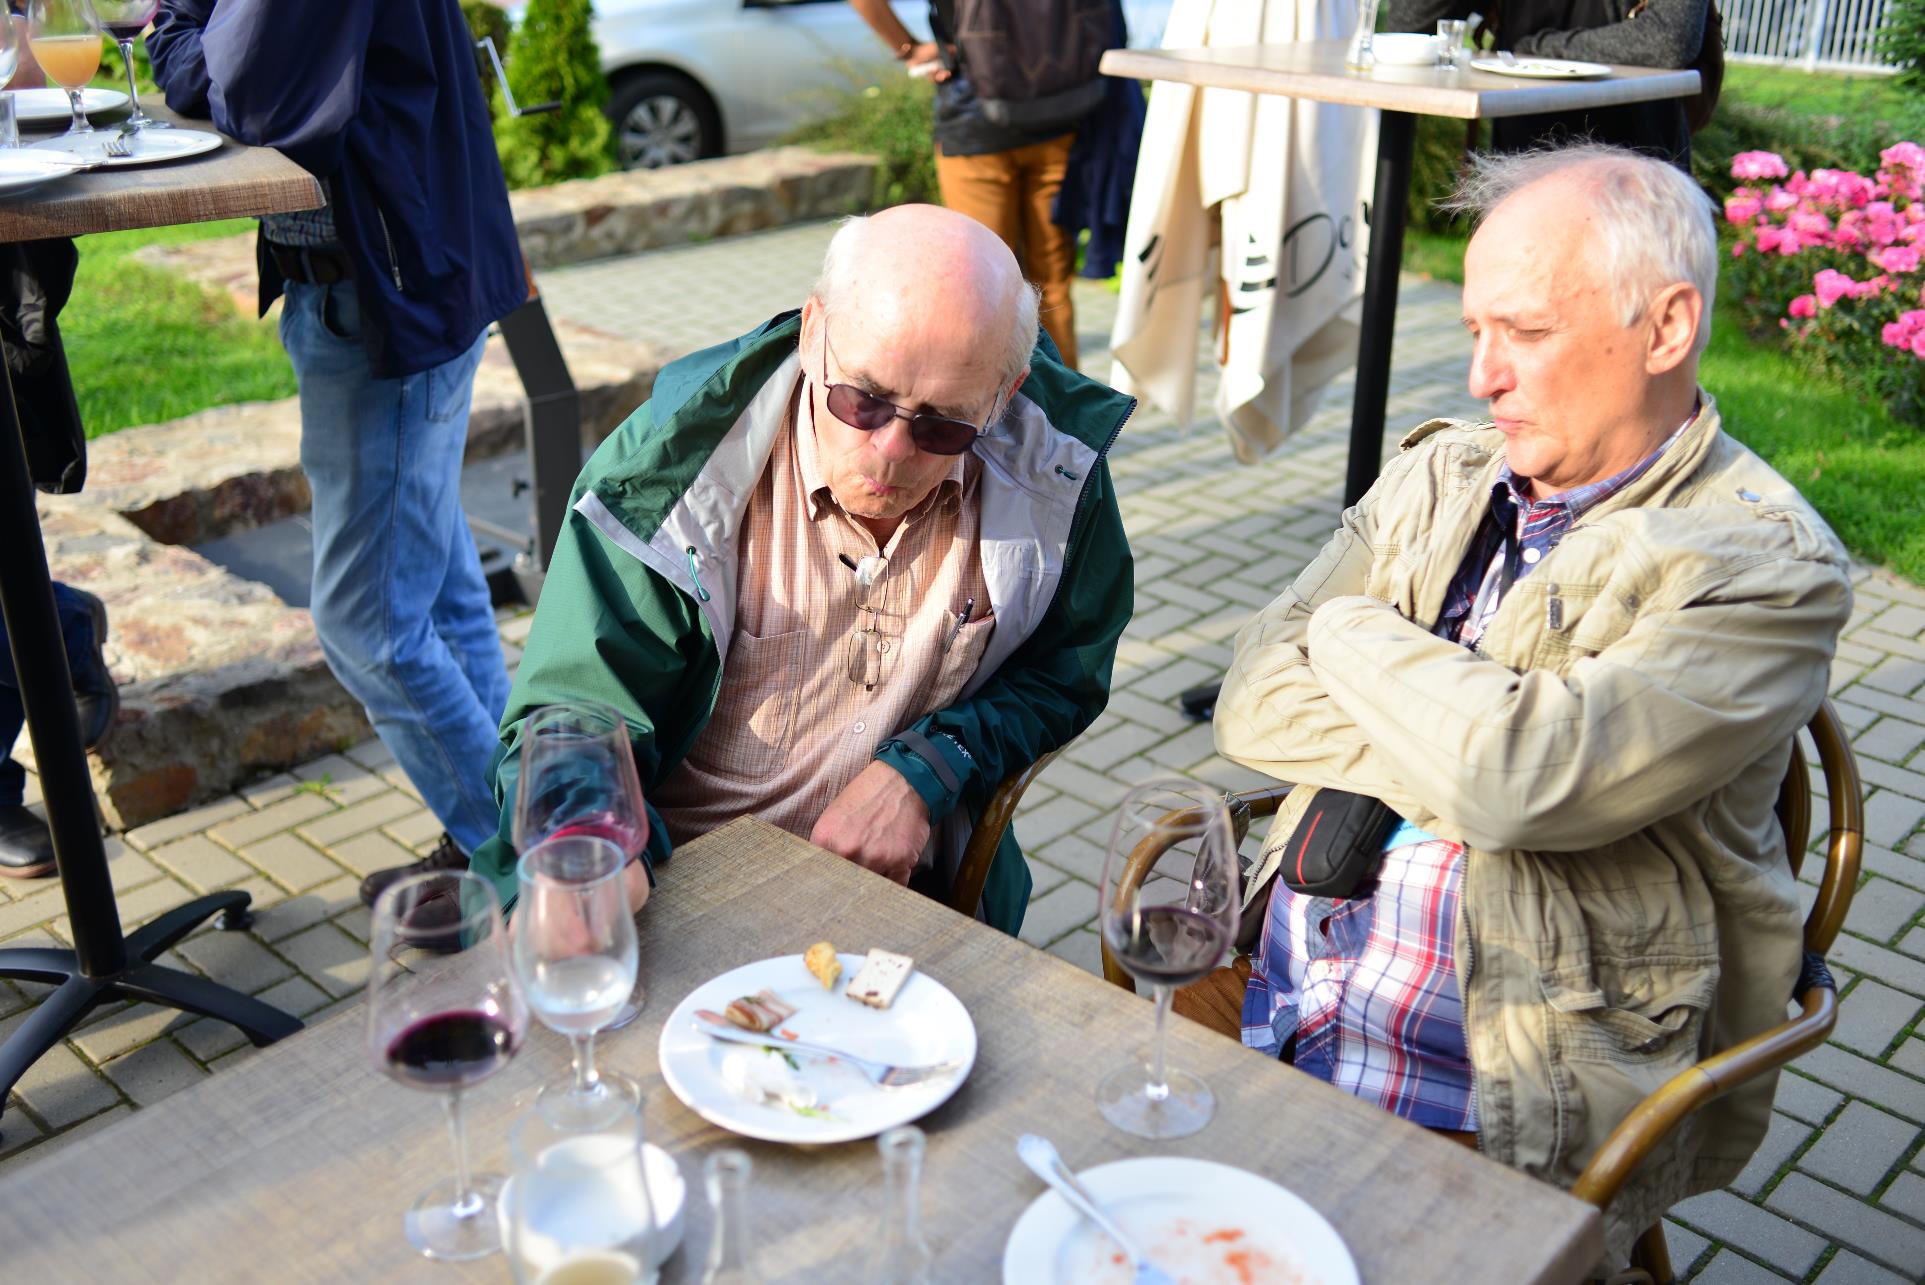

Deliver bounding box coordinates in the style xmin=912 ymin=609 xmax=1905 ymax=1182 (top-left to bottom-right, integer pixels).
xmin=819 ymin=322 xmax=999 ymax=456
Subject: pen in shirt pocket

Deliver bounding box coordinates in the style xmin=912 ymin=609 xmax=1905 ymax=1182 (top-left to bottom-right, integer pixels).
xmin=942 ymin=597 xmax=974 ymax=654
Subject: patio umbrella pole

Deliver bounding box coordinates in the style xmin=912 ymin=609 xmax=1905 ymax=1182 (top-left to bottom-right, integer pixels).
xmin=0 ymin=358 xmax=302 ymax=1139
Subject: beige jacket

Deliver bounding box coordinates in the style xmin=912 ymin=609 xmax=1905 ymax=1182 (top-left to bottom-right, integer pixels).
xmin=1215 ymin=398 xmax=1852 ymax=1254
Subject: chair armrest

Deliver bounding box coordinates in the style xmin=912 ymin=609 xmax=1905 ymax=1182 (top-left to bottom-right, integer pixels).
xmin=945 ymin=750 xmax=1059 ymax=920
xmin=1570 ymin=983 xmax=1838 ymax=1210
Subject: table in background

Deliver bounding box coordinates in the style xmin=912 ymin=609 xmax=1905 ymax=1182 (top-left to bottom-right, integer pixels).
xmin=1098 ymin=40 xmax=1700 ymax=505
xmin=0 ymin=816 xmax=1604 ymax=1283
xmin=0 ymin=105 xmax=323 ymax=1126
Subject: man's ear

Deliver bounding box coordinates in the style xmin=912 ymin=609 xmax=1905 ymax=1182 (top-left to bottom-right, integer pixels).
xmin=1645 ymin=282 xmax=1702 ymax=375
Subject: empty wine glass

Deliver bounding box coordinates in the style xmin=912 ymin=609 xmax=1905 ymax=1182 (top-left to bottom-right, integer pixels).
xmin=94 ymin=0 xmax=164 ymax=131
xmin=515 ymin=700 xmax=651 ymax=1027
xmin=514 ymin=833 xmax=641 ymax=1131
xmin=26 ymin=0 xmax=100 ymax=142
xmin=1096 ymin=780 xmax=1238 ymax=1139
xmin=368 ymin=870 xmax=529 ymax=1261
xmin=0 ymin=13 xmax=21 ymax=147
xmin=505 ymin=1106 xmax=659 ymax=1285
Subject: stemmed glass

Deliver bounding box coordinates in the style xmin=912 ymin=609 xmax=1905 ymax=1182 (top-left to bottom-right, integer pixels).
xmin=367 ymin=870 xmax=530 ymax=1261
xmin=0 ymin=13 xmax=21 ymax=148
xmin=1096 ymin=779 xmax=1239 ymax=1139
xmin=26 ymin=0 xmax=101 ymax=143
xmin=513 ymin=833 xmax=642 ymax=1131
xmin=94 ymin=0 xmax=164 ymax=131
xmin=515 ymin=700 xmax=650 ymax=1027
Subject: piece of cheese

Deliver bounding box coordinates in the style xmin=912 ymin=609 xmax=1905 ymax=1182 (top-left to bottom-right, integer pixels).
xmin=804 ymin=941 xmax=842 ymax=991
xmin=844 ymin=948 xmax=915 ymax=1010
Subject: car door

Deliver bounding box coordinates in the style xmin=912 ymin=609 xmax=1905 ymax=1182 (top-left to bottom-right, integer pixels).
xmin=723 ymin=0 xmax=929 ymax=152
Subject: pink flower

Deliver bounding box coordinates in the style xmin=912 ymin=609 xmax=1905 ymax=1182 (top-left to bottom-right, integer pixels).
xmin=1724 ymin=192 xmax=1762 ymax=224
xmin=1788 ymin=294 xmax=1817 ymax=319
xmin=1883 ymin=310 xmax=1925 ymax=358
xmin=1813 ymin=269 xmax=1856 ymax=308
xmin=1732 ymin=151 xmax=1789 ymax=181
xmin=1765 ymin=187 xmax=1800 ymax=213
xmin=1873 ymin=244 xmax=1921 ymax=274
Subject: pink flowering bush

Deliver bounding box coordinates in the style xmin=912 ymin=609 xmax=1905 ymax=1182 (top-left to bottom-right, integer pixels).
xmin=1724 ymin=142 xmax=1925 ymax=427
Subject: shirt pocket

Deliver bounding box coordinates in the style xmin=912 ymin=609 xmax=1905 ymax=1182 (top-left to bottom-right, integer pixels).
xmin=923 ymin=616 xmax=996 ymax=714
xmin=711 ymin=627 xmax=809 ymax=778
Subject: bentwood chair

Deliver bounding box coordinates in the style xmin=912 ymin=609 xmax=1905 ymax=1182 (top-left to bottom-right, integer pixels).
xmin=944 ymin=750 xmax=1061 ymax=920
xmin=1099 ymin=701 xmax=1863 ymax=1285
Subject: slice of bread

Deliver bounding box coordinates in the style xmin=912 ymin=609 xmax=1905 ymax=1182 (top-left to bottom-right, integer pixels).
xmin=845 ymin=948 xmax=915 ymax=1010
xmin=804 ymin=941 xmax=842 ymax=991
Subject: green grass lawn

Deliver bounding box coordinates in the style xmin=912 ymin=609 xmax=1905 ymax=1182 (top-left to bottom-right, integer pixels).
xmin=1720 ymin=64 xmax=1915 ymax=124
xmin=68 ymin=221 xmax=294 ymax=439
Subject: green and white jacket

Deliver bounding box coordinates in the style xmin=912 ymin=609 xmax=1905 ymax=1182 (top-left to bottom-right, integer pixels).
xmin=472 ymin=312 xmax=1135 ymax=934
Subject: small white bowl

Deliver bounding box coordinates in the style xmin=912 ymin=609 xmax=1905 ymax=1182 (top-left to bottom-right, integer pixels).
xmin=499 ymin=1142 xmax=688 ymax=1272
xmin=1371 ymin=33 xmax=1441 ymax=66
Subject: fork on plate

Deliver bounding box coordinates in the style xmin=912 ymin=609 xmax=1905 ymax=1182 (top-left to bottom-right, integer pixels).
xmin=692 ymin=1016 xmax=964 ymax=1089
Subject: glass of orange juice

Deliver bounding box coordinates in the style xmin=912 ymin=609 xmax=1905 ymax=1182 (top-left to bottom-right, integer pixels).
xmin=27 ymin=0 xmax=102 ymax=141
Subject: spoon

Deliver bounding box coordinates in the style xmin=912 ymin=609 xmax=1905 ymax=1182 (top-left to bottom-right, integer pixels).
xmin=1016 ymin=1133 xmax=1173 ymax=1285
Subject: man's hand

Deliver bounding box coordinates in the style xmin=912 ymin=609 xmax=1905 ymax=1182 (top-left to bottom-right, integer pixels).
xmin=904 ymin=41 xmax=950 ymax=81
xmin=811 ymin=760 xmax=931 ymax=885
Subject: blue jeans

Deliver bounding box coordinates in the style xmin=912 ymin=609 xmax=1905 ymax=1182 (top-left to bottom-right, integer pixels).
xmin=280 ymin=279 xmax=511 ymax=855
xmin=0 ymin=582 xmax=109 ymax=807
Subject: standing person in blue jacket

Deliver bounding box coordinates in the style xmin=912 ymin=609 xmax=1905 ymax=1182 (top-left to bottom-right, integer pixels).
xmin=147 ymin=0 xmax=524 ymax=915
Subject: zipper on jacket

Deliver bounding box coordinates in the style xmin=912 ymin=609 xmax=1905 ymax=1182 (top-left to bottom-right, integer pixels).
xmin=685 ymin=546 xmax=712 ymax=602
xmin=1054 ymin=398 xmax=1135 ymax=587
xmin=374 ymin=203 xmax=404 ymax=291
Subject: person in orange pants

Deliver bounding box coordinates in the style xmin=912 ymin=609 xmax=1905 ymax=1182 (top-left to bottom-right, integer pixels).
xmin=848 ymin=0 xmax=1094 ymax=370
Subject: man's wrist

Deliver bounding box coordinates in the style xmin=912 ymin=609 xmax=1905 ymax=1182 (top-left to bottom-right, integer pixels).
xmin=893 ymin=39 xmax=916 ymax=60
xmin=875 ymin=731 xmax=970 ymax=824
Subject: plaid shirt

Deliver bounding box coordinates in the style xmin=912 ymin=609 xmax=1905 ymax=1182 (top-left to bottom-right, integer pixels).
xmin=1241 ymin=417 xmax=1692 ymax=1131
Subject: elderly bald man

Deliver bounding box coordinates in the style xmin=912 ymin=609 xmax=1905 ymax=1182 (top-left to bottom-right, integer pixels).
xmin=450 ymin=205 xmax=1134 ymax=935
xmin=1212 ymin=146 xmax=1850 ymax=1260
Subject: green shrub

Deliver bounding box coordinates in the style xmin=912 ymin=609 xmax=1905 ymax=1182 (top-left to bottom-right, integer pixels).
xmin=1881 ymin=0 xmax=1925 ymax=90
xmin=784 ymin=70 xmax=938 ymax=208
xmin=493 ymin=0 xmax=613 ymax=190
xmin=1408 ymin=115 xmax=1476 ymax=233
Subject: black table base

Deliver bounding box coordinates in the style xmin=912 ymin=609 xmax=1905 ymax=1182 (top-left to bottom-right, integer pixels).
xmin=0 ymin=356 xmax=300 ymax=1140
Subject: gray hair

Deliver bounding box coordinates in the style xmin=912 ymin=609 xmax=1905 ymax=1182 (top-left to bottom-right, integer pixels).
xmin=1441 ymin=144 xmax=1718 ymax=355
xmin=811 ymin=214 xmax=1042 ymax=390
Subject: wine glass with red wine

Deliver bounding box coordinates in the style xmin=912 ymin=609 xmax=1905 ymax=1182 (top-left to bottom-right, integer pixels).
xmin=91 ymin=0 xmax=164 ymax=132
xmin=367 ymin=869 xmax=529 ymax=1261
xmin=1096 ymin=779 xmax=1238 ymax=1139
xmin=513 ymin=700 xmax=650 ymax=1028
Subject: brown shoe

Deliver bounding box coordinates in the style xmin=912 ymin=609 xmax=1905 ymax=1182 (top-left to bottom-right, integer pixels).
xmin=358 ymin=833 xmax=469 ymax=908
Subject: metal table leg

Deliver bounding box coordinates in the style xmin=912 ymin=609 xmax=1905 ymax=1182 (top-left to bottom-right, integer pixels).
xmin=0 ymin=356 xmax=300 ymax=1139
xmin=1344 ymin=108 xmax=1418 ymax=509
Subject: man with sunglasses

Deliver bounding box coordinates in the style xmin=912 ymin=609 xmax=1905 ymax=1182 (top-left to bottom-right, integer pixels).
xmin=467 ymin=205 xmax=1134 ymax=934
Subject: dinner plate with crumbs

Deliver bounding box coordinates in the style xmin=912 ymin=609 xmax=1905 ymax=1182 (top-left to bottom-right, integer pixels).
xmin=9 ymin=86 xmax=127 ymax=125
xmin=1003 ymin=1157 xmax=1359 ymax=1285
xmin=1471 ymin=57 xmax=1612 ymax=78
xmin=658 ymin=952 xmax=975 ymax=1145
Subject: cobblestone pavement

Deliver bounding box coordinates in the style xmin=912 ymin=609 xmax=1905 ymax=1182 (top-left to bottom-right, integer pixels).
xmin=5 ymin=221 xmax=1923 ymax=1283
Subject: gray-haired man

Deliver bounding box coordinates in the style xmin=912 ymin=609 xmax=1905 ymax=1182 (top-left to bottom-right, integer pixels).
xmin=1214 ymin=145 xmax=1851 ymax=1257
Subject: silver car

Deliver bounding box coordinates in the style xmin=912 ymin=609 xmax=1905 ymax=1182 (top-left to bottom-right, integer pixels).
xmin=594 ymin=0 xmax=1173 ymax=170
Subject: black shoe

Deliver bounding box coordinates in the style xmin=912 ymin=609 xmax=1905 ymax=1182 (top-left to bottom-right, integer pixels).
xmin=358 ymin=832 xmax=470 ymax=908
xmin=0 ymin=805 xmax=56 ymax=879
xmin=67 ymin=589 xmax=118 ymax=750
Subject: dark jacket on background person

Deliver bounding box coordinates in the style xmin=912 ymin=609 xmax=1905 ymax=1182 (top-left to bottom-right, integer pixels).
xmin=1051 ymin=0 xmax=1146 ymax=280
xmin=0 ymin=240 xmax=85 ymax=494
xmin=146 ymin=0 xmax=525 ymax=379
xmin=1388 ymin=0 xmax=1708 ymax=165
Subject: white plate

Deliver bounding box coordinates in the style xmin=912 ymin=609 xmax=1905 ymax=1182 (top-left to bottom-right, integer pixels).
xmin=1471 ymin=56 xmax=1612 ymax=78
xmin=0 ymin=149 xmax=91 ymax=198
xmin=8 ymin=86 xmax=128 ymax=125
xmin=658 ymin=952 xmax=976 ymax=1145
xmin=1002 ymin=1157 xmax=1360 ymax=1285
xmin=29 ymin=127 xmax=221 ymax=167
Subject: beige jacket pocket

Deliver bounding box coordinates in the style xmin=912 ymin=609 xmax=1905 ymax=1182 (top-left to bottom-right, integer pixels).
xmin=1540 ymin=958 xmax=1720 ymax=1064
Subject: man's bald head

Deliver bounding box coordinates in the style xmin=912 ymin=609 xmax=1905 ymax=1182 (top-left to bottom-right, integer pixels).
xmin=812 ymin=206 xmax=1040 ymax=386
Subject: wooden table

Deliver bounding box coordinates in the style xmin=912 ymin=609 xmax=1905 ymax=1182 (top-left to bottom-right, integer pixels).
xmin=0 ymin=817 xmax=1603 ymax=1282
xmin=0 ymin=106 xmax=321 ymax=1126
xmin=1099 ymin=39 xmax=1700 ymax=506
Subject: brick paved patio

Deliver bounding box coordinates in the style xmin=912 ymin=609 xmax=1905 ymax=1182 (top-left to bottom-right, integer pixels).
xmin=4 ymin=221 xmax=1922 ymax=1282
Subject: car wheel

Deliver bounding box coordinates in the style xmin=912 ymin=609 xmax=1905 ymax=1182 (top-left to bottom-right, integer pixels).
xmin=608 ymin=71 xmax=721 ymax=170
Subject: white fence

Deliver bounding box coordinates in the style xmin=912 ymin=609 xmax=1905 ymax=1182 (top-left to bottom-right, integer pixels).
xmin=1720 ymin=0 xmax=1900 ymax=72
